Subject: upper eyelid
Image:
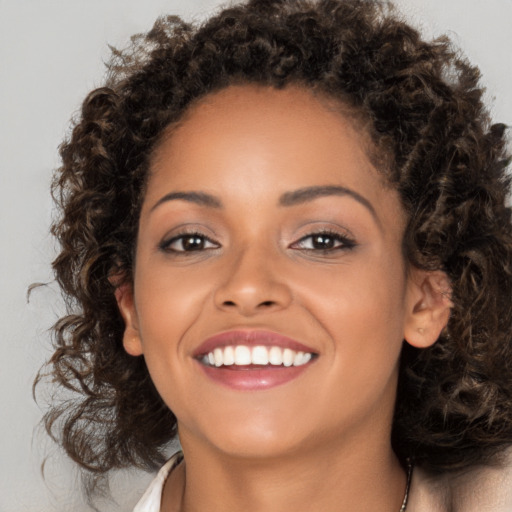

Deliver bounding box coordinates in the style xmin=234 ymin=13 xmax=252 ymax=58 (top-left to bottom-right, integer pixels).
xmin=159 ymin=231 xmax=221 ymax=251
xmin=291 ymin=226 xmax=356 ymax=241
xmin=291 ymin=231 xmax=355 ymax=246
xmin=291 ymin=219 xmax=355 ymax=235
xmin=159 ymin=224 xmax=220 ymax=242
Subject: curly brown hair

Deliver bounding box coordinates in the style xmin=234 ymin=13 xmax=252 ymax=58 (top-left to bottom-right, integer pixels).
xmin=38 ymin=0 xmax=512 ymax=482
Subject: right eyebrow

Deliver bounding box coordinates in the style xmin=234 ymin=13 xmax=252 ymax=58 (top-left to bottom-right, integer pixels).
xmin=149 ymin=191 xmax=223 ymax=212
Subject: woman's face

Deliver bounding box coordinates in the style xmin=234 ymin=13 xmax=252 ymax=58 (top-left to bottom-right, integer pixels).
xmin=120 ymin=85 xmax=428 ymax=459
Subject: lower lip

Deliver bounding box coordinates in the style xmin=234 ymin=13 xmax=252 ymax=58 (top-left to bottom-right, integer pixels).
xmin=197 ymin=362 xmax=313 ymax=391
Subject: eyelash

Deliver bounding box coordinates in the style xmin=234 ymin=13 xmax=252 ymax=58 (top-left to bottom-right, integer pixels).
xmin=159 ymin=229 xmax=356 ymax=255
xmin=289 ymin=230 xmax=356 ymax=253
xmin=159 ymin=231 xmax=220 ymax=253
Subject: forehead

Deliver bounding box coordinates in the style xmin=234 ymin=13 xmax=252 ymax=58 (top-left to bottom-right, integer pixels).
xmin=150 ymin=85 xmax=383 ymax=186
xmin=144 ymin=85 xmax=404 ymax=229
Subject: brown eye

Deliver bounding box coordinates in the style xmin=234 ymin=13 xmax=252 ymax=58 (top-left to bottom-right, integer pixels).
xmin=310 ymin=234 xmax=337 ymax=250
xmin=181 ymin=235 xmax=207 ymax=251
xmin=291 ymin=231 xmax=356 ymax=252
xmin=160 ymin=233 xmax=219 ymax=253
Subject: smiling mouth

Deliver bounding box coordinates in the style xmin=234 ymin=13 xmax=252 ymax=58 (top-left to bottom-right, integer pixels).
xmin=198 ymin=345 xmax=315 ymax=368
xmin=193 ymin=330 xmax=318 ymax=390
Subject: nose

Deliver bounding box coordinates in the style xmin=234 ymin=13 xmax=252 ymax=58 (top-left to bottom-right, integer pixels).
xmin=213 ymin=246 xmax=293 ymax=316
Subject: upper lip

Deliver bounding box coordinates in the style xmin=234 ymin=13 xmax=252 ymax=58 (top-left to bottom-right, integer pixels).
xmin=193 ymin=329 xmax=317 ymax=357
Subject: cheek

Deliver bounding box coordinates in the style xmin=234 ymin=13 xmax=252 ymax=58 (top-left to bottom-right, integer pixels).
xmin=296 ymin=254 xmax=408 ymax=367
xmin=134 ymin=257 xmax=213 ymax=336
xmin=299 ymin=251 xmax=407 ymax=323
xmin=132 ymin=259 xmax=214 ymax=400
xmin=306 ymin=263 xmax=406 ymax=411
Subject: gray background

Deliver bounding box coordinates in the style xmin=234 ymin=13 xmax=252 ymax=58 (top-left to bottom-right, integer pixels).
xmin=1 ymin=0 xmax=511 ymax=510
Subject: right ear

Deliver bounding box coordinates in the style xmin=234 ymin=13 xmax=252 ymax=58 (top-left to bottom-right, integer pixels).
xmin=114 ymin=282 xmax=144 ymax=356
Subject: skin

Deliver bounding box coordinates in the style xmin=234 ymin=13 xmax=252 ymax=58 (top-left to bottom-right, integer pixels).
xmin=117 ymin=85 xmax=451 ymax=512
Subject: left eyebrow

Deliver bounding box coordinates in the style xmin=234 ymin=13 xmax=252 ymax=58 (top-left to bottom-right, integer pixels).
xmin=279 ymin=185 xmax=379 ymax=225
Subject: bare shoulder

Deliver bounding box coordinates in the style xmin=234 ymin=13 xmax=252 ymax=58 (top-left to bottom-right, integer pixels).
xmin=408 ymin=449 xmax=512 ymax=512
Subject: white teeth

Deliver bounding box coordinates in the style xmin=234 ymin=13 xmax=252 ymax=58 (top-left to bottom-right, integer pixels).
xmin=213 ymin=348 xmax=223 ymax=367
xmin=252 ymin=345 xmax=269 ymax=365
xmin=293 ymin=352 xmax=312 ymax=366
xmin=268 ymin=346 xmax=283 ymax=365
xmin=223 ymin=345 xmax=235 ymax=366
xmin=293 ymin=351 xmax=305 ymax=366
xmin=234 ymin=345 xmax=252 ymax=365
xmin=282 ymin=348 xmax=294 ymax=367
xmin=201 ymin=345 xmax=314 ymax=368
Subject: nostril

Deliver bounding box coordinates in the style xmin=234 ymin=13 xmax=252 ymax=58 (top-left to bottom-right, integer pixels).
xmin=221 ymin=299 xmax=276 ymax=308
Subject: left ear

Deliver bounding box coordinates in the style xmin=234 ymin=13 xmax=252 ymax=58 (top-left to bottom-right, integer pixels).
xmin=404 ymin=268 xmax=453 ymax=348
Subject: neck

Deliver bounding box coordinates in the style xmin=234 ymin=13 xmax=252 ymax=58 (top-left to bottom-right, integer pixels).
xmin=162 ymin=436 xmax=407 ymax=512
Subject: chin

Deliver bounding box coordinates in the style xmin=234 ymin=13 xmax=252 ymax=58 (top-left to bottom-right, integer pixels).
xmin=178 ymin=406 xmax=309 ymax=460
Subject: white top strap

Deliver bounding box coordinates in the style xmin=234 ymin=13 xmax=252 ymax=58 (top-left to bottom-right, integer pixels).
xmin=133 ymin=452 xmax=183 ymax=512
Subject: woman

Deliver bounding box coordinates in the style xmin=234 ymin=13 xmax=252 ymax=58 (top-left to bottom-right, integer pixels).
xmin=40 ymin=0 xmax=512 ymax=510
